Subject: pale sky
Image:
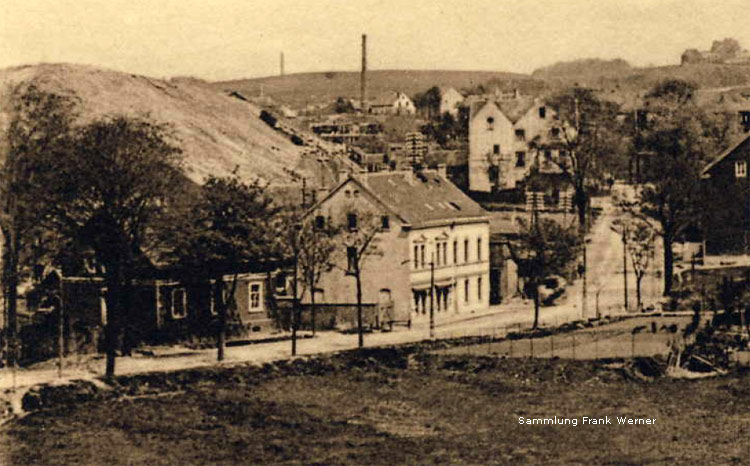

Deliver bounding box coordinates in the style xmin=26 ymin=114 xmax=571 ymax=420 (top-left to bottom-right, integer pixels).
xmin=1 ymin=0 xmax=748 ymax=81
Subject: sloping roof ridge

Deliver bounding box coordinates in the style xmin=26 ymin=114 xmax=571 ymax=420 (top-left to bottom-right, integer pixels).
xmin=702 ymin=134 xmax=750 ymax=176
xmin=307 ymin=175 xmax=410 ymax=224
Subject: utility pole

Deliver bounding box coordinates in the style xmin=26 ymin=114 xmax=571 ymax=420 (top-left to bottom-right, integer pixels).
xmin=429 ymin=252 xmax=435 ymax=339
xmin=291 ymin=247 xmax=299 ymax=356
xmin=57 ymin=273 xmax=65 ymax=378
xmin=573 ymin=95 xmax=588 ymax=319
xmin=622 ymin=224 xmax=629 ymax=313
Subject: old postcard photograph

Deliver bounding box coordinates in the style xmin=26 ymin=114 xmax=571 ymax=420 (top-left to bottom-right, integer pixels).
xmin=1 ymin=1 xmax=749 ymax=464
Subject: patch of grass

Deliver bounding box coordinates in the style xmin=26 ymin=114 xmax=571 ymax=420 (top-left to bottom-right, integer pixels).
xmin=5 ymin=353 xmax=750 ymax=465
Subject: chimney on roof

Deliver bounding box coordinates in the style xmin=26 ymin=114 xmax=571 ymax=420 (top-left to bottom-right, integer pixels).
xmin=338 ymin=169 xmax=349 ymax=183
xmin=437 ymin=163 xmax=447 ymax=179
xmin=360 ymin=34 xmax=368 ymax=114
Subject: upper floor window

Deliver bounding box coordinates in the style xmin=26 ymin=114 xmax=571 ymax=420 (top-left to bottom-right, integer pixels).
xmin=515 ymin=129 xmax=526 ymax=141
xmin=486 ymin=116 xmax=495 ymax=131
xmin=477 ymin=238 xmax=482 ymax=261
xmin=551 ymin=127 xmax=560 ymax=138
xmin=464 ymin=239 xmax=469 ymax=263
xmin=347 ymin=213 xmax=358 ymax=231
xmin=453 ymin=240 xmax=458 ymax=265
xmin=414 ymin=245 xmax=420 ymax=269
xmin=347 ymin=247 xmax=357 ymax=272
xmin=420 ymin=245 xmax=426 ymax=268
xmin=493 ymin=144 xmax=500 ymax=155
xmin=737 ymin=161 xmax=747 ymax=178
xmin=477 ymin=276 xmax=483 ymax=300
xmin=381 ymin=215 xmax=390 ymax=231
xmin=315 ymin=215 xmax=325 ymax=230
xmin=539 ymin=106 xmax=546 ymax=119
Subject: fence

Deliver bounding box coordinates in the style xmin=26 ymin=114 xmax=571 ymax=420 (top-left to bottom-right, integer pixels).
xmin=433 ymin=321 xmax=689 ymax=361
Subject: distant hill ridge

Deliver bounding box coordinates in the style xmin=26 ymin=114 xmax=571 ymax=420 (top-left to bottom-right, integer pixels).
xmin=212 ymin=69 xmax=543 ymax=107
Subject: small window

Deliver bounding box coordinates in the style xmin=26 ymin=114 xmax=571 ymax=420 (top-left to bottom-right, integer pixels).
xmin=477 ymin=238 xmax=482 ymax=261
xmin=347 ymin=213 xmax=358 ymax=230
xmin=315 ymin=215 xmax=325 ymax=230
xmin=464 ymin=279 xmax=470 ymax=304
xmin=486 ymin=117 xmax=495 ymax=131
xmin=453 ymin=240 xmax=458 ymax=264
xmin=515 ymin=129 xmax=526 ymax=141
xmin=736 ymin=161 xmax=747 ymax=178
xmin=249 ymin=283 xmax=262 ymax=311
xmin=345 ymin=189 xmax=351 ymax=198
xmin=539 ymin=106 xmax=546 ymax=119
xmin=493 ymin=144 xmax=500 ymax=155
xmin=477 ymin=276 xmax=483 ymax=300
xmin=347 ymin=246 xmax=357 ymax=272
xmin=516 ymin=152 xmax=526 ymax=167
xmin=464 ymin=239 xmax=469 ymax=263
xmin=551 ymin=127 xmax=560 ymax=138
xmin=420 ymin=245 xmax=425 ymax=268
xmin=414 ymin=245 xmax=420 ymax=268
xmin=381 ymin=215 xmax=390 ymax=230
xmin=171 ymin=288 xmax=187 ymax=319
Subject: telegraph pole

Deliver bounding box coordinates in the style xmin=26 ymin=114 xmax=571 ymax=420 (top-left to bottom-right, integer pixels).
xmin=622 ymin=225 xmax=629 ymax=313
xmin=429 ymin=252 xmax=435 ymax=339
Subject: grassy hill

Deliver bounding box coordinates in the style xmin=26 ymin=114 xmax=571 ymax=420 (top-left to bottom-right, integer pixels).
xmin=533 ymin=59 xmax=750 ymax=93
xmin=213 ymin=70 xmax=542 ymax=107
xmin=0 ymin=63 xmax=307 ymax=186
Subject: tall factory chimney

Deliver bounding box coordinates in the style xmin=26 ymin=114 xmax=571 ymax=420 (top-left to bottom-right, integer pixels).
xmin=360 ymin=34 xmax=368 ymax=113
xmin=280 ymin=52 xmax=285 ymax=76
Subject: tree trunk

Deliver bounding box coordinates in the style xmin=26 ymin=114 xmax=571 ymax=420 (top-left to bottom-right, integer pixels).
xmin=663 ymin=235 xmax=674 ymax=296
xmin=2 ymin=227 xmax=19 ymax=367
xmin=215 ymin=278 xmax=226 ymax=362
xmin=104 ymin=270 xmax=123 ymax=379
xmin=310 ymin=276 xmax=316 ymax=337
xmin=532 ymin=281 xmax=541 ymax=329
xmin=636 ymin=274 xmax=643 ymax=312
xmin=355 ymin=266 xmax=364 ymax=349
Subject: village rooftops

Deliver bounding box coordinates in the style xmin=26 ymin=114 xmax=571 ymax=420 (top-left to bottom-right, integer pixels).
xmin=702 ymin=134 xmax=750 ymax=177
xmin=313 ymin=170 xmax=489 ymax=229
xmin=469 ymin=96 xmax=542 ymax=124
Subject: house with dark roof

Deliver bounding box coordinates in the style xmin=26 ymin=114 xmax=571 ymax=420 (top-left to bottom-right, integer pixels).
xmin=701 ymin=134 xmax=750 ymax=255
xmin=468 ymin=96 xmax=567 ymax=193
xmin=307 ymin=170 xmax=491 ymax=326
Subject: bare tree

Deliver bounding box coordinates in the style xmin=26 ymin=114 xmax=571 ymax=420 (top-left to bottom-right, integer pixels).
xmin=338 ymin=206 xmax=382 ymax=348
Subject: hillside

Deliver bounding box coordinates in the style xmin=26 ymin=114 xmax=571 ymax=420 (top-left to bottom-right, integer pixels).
xmin=213 ymin=70 xmax=541 ymax=107
xmin=532 ymin=58 xmax=632 ymax=82
xmin=532 ymin=58 xmax=750 ymax=93
xmin=0 ymin=63 xmax=307 ymax=186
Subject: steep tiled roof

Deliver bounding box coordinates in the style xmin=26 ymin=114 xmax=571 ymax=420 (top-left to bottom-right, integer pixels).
xmin=702 ymin=134 xmax=750 ymax=177
xmin=468 ymin=97 xmax=537 ymax=123
xmin=352 ymin=171 xmax=488 ymax=227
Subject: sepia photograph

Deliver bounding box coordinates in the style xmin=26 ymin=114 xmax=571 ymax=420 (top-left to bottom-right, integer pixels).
xmin=1 ymin=0 xmax=750 ymax=464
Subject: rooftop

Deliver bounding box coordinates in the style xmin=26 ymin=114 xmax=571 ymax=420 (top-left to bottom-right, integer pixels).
xmin=349 ymin=170 xmax=488 ymax=228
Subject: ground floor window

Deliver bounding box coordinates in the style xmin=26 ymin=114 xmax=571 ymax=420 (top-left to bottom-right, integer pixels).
xmin=171 ymin=288 xmax=187 ymax=319
xmin=249 ymin=283 xmax=262 ymax=311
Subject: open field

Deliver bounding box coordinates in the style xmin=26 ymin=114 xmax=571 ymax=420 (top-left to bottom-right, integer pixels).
xmin=436 ymin=316 xmax=694 ymax=360
xmin=3 ymin=345 xmax=750 ymax=465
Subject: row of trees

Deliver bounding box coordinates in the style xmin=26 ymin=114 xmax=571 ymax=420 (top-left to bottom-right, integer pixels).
xmin=0 ymin=85 xmax=389 ymax=377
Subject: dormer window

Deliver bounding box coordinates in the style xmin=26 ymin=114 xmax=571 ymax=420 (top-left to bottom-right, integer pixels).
xmin=736 ymin=161 xmax=747 ymax=178
xmin=486 ymin=117 xmax=495 ymax=131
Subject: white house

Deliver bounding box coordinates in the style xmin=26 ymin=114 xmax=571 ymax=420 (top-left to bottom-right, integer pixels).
xmin=308 ymin=169 xmax=491 ymax=325
xmin=439 ymin=87 xmax=465 ymax=117
xmin=370 ymin=91 xmax=417 ymax=115
xmin=468 ymin=96 xmax=567 ymax=192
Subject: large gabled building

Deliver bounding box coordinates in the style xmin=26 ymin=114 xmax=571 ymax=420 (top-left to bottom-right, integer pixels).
xmin=307 ymin=169 xmax=491 ymax=326
xmin=468 ymin=96 xmax=567 ymax=193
